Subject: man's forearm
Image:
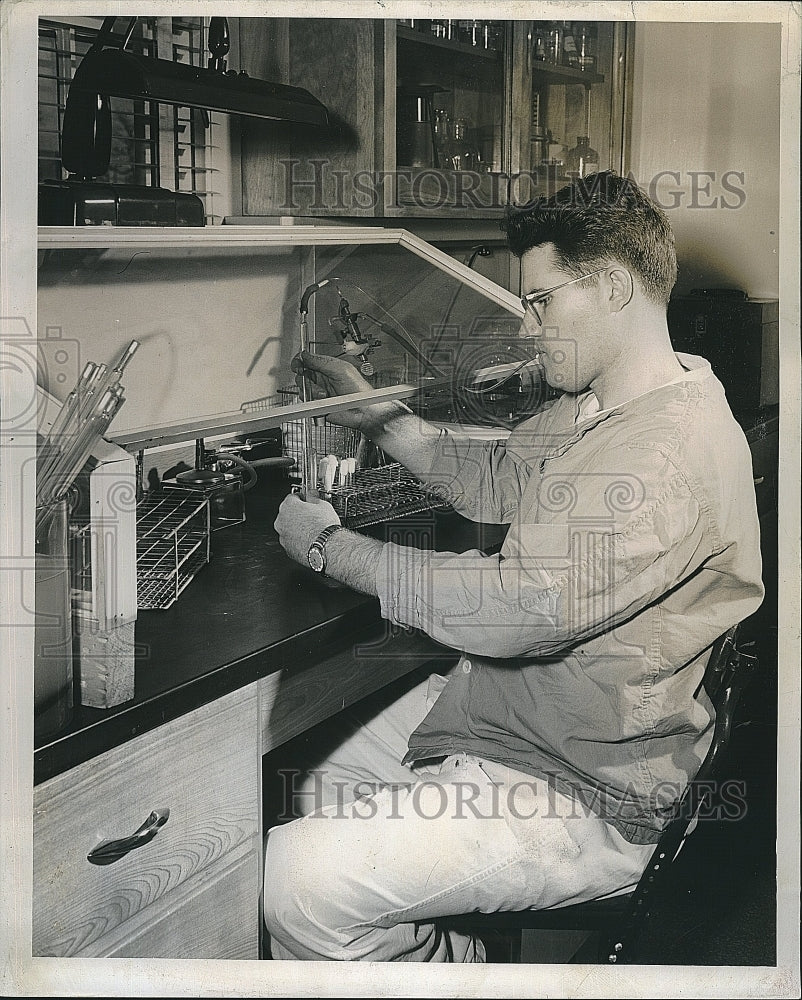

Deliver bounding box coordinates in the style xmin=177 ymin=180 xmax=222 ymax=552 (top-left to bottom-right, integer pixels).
xmin=359 ymin=400 xmax=442 ymax=479
xmin=323 ymin=529 xmax=384 ymax=596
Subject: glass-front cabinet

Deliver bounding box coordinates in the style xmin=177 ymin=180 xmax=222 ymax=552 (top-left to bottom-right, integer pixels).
xmin=513 ymin=20 xmax=632 ymax=196
xmin=238 ymin=17 xmax=632 ymax=221
xmin=391 ymin=18 xmax=630 ymax=213
xmin=393 ymin=18 xmax=509 ymax=212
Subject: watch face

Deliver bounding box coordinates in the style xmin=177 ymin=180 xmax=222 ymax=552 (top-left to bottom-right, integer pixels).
xmin=308 ymin=545 xmax=325 ymax=573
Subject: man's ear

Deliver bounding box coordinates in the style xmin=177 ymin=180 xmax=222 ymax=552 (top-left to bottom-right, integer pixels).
xmin=607 ymin=266 xmax=634 ymax=313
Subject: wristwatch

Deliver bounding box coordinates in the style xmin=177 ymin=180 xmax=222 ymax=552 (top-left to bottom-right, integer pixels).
xmin=307 ymin=524 xmax=344 ymax=575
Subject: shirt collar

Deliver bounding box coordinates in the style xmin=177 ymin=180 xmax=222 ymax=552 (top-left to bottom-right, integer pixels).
xmin=573 ymin=353 xmax=713 ymax=426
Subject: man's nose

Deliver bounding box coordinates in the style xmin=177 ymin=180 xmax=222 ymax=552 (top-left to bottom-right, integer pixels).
xmin=519 ymin=311 xmax=540 ymax=338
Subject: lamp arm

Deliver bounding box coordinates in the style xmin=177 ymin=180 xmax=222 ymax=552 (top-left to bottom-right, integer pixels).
xmin=90 ymin=16 xmax=137 ymax=54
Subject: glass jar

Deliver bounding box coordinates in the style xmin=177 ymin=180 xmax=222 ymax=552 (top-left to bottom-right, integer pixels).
xmin=34 ymin=497 xmax=74 ymax=742
xmin=565 ymin=136 xmax=599 ymax=178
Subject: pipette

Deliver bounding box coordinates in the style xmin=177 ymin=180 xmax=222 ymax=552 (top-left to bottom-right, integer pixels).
xmin=43 ymin=388 xmax=122 ymax=508
xmin=37 ymin=343 xmax=137 ymax=509
xmin=37 ymin=361 xmax=98 ymax=496
xmin=298 ymin=310 xmax=320 ymax=501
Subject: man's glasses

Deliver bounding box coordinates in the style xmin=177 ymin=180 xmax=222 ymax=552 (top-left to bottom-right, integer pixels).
xmin=520 ymin=267 xmax=607 ymax=324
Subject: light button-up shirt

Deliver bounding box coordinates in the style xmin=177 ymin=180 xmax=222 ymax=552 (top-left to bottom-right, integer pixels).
xmin=375 ymin=355 xmax=764 ymax=844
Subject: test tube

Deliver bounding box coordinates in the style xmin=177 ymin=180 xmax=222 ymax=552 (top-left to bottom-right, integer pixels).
xmin=298 ymin=313 xmax=319 ymax=501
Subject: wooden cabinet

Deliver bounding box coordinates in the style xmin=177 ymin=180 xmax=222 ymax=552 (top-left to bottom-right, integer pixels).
xmin=237 ymin=17 xmax=632 ymax=221
xmin=33 ymin=684 xmax=261 ymax=958
xmin=239 ymin=17 xmax=387 ymax=218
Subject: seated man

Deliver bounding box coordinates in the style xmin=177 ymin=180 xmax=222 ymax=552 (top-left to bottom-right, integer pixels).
xmin=266 ymin=171 xmax=764 ymax=962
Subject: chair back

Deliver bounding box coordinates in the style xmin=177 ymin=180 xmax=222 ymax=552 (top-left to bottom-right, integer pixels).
xmin=602 ymin=623 xmax=758 ymax=962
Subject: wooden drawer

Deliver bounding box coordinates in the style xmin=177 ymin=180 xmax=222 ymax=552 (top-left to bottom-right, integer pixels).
xmin=33 ymin=684 xmax=260 ymax=958
xmin=108 ymin=852 xmax=259 ymax=959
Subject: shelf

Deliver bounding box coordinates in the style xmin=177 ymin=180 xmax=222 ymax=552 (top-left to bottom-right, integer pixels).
xmin=397 ymin=26 xmax=503 ymax=63
xmin=531 ymin=59 xmax=604 ymax=86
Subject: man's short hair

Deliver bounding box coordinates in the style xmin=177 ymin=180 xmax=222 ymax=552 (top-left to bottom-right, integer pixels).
xmin=502 ymin=171 xmax=678 ymax=306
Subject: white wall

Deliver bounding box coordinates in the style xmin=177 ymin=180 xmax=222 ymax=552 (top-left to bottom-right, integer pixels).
xmin=629 ymin=21 xmax=781 ymax=298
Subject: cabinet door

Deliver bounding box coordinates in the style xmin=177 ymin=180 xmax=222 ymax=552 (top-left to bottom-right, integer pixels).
xmin=511 ymin=20 xmax=634 ymax=201
xmin=239 ymin=17 xmax=386 ymax=218
xmin=33 ymin=684 xmax=260 ymax=958
xmin=390 ymin=19 xmax=510 ymax=217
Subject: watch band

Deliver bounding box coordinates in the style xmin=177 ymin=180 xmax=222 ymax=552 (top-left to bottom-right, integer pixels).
xmin=307 ymin=523 xmax=344 ymax=574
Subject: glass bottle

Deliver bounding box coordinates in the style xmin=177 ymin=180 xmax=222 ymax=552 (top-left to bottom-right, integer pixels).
xmin=485 ymin=21 xmax=504 ymax=51
xmin=544 ymin=21 xmax=562 ymax=64
xmin=531 ymin=23 xmax=547 ymax=62
xmin=576 ymin=22 xmax=598 ymax=72
xmin=565 ymin=136 xmax=599 ymax=178
xmin=450 ymin=118 xmax=479 ymax=171
xmin=562 ymin=21 xmax=579 ymax=68
xmin=458 ymin=20 xmax=473 ymax=44
xmin=433 ymin=108 xmax=452 ymax=169
xmin=467 ymin=20 xmax=484 ymax=46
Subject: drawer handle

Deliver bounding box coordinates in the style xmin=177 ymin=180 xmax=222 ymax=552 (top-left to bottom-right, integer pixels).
xmin=87 ymin=808 xmax=170 ymax=866
xmin=753 ymin=476 xmax=765 ymax=485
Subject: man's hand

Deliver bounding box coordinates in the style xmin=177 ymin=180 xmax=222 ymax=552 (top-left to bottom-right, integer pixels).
xmin=292 ymin=351 xmax=373 ymax=430
xmin=274 ymin=492 xmax=341 ymax=567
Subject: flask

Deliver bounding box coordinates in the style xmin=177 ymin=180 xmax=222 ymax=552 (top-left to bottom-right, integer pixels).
xmin=565 ymin=136 xmax=599 ymax=178
xmin=576 ymin=22 xmax=598 ymax=72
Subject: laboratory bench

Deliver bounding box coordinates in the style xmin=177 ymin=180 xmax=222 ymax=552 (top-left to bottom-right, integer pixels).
xmin=31 ymin=472 xmax=501 ymax=959
xmin=31 ymin=404 xmax=778 ymax=960
xmin=34 ymin=476 xmax=505 ymax=784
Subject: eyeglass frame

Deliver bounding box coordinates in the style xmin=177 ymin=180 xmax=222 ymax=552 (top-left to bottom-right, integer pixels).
xmin=520 ymin=266 xmax=608 ymax=324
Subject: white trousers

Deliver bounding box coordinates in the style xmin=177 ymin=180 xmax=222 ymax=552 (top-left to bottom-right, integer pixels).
xmin=263 ymin=670 xmax=654 ymax=962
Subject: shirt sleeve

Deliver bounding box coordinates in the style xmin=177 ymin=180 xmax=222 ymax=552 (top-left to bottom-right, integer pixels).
xmin=375 ymin=459 xmax=717 ymax=658
xmin=418 ymin=425 xmax=538 ymax=524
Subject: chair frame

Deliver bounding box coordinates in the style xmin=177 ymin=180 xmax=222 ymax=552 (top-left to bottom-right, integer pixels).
xmin=441 ymin=624 xmax=759 ymax=964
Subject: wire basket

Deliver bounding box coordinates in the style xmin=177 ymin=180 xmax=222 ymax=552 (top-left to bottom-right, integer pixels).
xmin=281 ymin=416 xmax=362 ymax=475
xmin=241 ymin=386 xmax=452 ymax=528
xmin=325 ymin=463 xmax=451 ymax=529
xmin=135 ymin=494 xmax=210 ymax=610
